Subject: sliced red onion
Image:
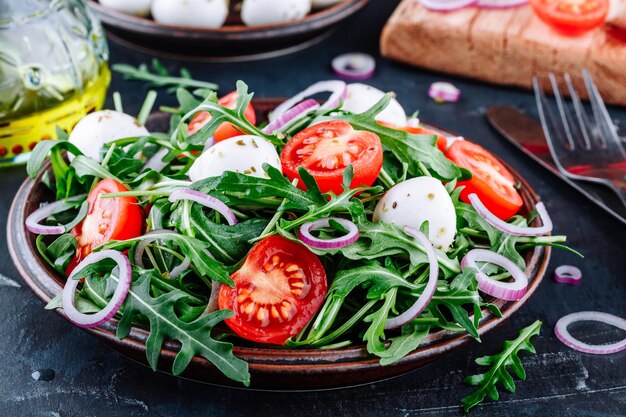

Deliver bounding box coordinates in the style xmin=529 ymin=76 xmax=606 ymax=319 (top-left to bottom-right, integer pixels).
xmin=477 ymin=0 xmax=527 ymax=8
xmin=169 ymin=257 xmax=191 ymax=280
xmin=555 ymin=311 xmax=626 ymax=355
xmin=26 ymin=194 xmax=88 ymax=235
xmin=269 ymin=80 xmax=346 ymax=123
xmin=385 ymin=227 xmax=439 ymax=330
xmin=461 ymin=249 xmax=528 ymax=301
xmin=419 ymin=0 xmax=477 ymax=12
xmin=331 ymin=53 xmax=376 ymax=81
xmin=169 ymin=189 xmax=237 ymax=226
xmin=133 ymin=229 xmax=182 ymax=268
xmin=143 ymin=148 xmax=169 ymax=173
xmin=428 ymin=81 xmax=461 ymax=102
xmin=298 ymin=217 xmax=359 ymax=250
xmin=406 ymin=117 xmax=420 ymax=128
xmin=468 ymin=193 xmax=553 ymax=236
xmin=62 ymin=250 xmax=131 ymax=328
xmin=554 ymin=265 xmax=582 ymax=286
xmin=262 ymin=99 xmax=320 ymax=135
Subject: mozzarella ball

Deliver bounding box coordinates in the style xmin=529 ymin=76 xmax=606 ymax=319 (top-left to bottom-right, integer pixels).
xmin=68 ymin=110 xmax=149 ymax=161
xmin=341 ymin=83 xmax=407 ymax=126
xmin=373 ymin=177 xmax=457 ymax=251
xmin=151 ymin=0 xmax=228 ymax=28
xmin=188 ymin=135 xmax=282 ymax=181
xmin=241 ymin=0 xmax=312 ymax=26
xmin=99 ymin=0 xmax=152 ymax=16
xmin=312 ymin=0 xmax=342 ymax=8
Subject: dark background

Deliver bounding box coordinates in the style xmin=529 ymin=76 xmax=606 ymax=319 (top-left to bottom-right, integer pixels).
xmin=1 ymin=2 xmax=625 ymax=416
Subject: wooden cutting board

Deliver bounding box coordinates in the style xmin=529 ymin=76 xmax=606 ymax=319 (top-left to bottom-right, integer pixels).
xmin=380 ymin=0 xmax=626 ymax=106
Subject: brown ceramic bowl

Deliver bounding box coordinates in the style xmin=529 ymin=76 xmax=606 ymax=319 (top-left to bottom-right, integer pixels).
xmin=8 ymin=98 xmax=550 ymax=390
xmin=89 ymin=0 xmax=370 ymax=61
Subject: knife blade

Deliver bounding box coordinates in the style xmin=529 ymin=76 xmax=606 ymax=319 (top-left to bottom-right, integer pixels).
xmin=486 ymin=106 xmax=626 ymax=226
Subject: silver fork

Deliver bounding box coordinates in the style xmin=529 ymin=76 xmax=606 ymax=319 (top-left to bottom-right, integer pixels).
xmin=533 ymin=70 xmax=626 ymax=207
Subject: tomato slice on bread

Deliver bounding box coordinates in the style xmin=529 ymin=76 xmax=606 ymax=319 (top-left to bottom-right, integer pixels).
xmin=68 ymin=179 xmax=144 ymax=273
xmin=445 ymin=140 xmax=523 ymax=220
xmin=187 ymin=91 xmax=257 ymax=142
xmin=219 ymin=236 xmax=327 ymax=345
xmin=280 ymin=120 xmax=383 ymax=195
xmin=378 ymin=121 xmax=448 ymax=152
xmin=530 ymin=0 xmax=609 ymax=34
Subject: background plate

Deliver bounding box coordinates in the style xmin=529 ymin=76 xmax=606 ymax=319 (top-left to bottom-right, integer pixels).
xmin=8 ymin=98 xmax=550 ymax=390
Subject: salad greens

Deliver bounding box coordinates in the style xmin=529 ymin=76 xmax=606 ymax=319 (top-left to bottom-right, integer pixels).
xmin=28 ymin=80 xmax=566 ymax=401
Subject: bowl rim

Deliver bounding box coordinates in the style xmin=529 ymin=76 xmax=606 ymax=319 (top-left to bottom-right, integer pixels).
xmin=88 ymin=0 xmax=370 ymax=35
xmin=7 ymin=100 xmax=550 ymax=388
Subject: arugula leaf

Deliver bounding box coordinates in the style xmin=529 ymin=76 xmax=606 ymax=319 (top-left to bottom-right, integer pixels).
xmin=36 ymin=234 xmax=77 ymax=275
xmin=101 ymin=231 xmax=233 ymax=287
xmin=363 ymin=288 xmax=397 ymax=356
xmin=461 ymin=320 xmax=542 ymax=412
xmin=330 ymin=260 xmax=418 ymax=300
xmin=113 ymin=59 xmax=219 ymax=93
xmin=378 ymin=322 xmax=431 ymax=366
xmin=115 ymin=270 xmax=249 ymax=385
xmin=71 ymin=156 xmax=119 ymax=182
xmin=27 ymin=139 xmax=83 ymax=179
xmin=329 ymin=94 xmax=468 ymax=181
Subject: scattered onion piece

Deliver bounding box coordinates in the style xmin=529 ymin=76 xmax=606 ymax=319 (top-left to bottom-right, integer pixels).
xmin=476 ymin=0 xmax=528 ymax=7
xmin=262 ymin=99 xmax=320 ymax=134
xmin=169 ymin=189 xmax=237 ymax=226
xmin=468 ymin=193 xmax=553 ymax=236
xmin=555 ymin=311 xmax=626 ymax=355
xmin=385 ymin=227 xmax=439 ymax=330
xmin=331 ymin=53 xmax=376 ymax=81
xmin=461 ymin=248 xmax=529 ymax=301
xmin=26 ymin=195 xmax=87 ymax=235
xmin=554 ymin=265 xmax=582 ymax=286
xmin=269 ymin=80 xmax=346 ymax=123
xmin=62 ymin=250 xmax=131 ymax=328
xmin=298 ymin=217 xmax=359 ymax=250
xmin=419 ymin=0 xmax=478 ymax=11
xmin=428 ymin=82 xmax=461 ymax=103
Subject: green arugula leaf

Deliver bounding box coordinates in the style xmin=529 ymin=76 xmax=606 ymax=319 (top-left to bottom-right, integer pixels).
xmin=36 ymin=234 xmax=77 ymax=275
xmin=461 ymin=320 xmax=542 ymax=412
xmin=71 ymin=156 xmax=119 ymax=182
xmin=115 ymin=270 xmax=249 ymax=385
xmin=330 ymin=261 xmax=418 ymax=300
xmin=379 ymin=322 xmax=431 ymax=366
xmin=27 ymin=139 xmax=83 ymax=179
xmin=363 ymin=288 xmax=397 ymax=356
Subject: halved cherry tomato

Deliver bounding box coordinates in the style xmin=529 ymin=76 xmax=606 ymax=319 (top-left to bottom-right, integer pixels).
xmin=280 ymin=120 xmax=383 ymax=195
xmin=530 ymin=0 xmax=609 ymax=34
xmin=445 ymin=140 xmax=523 ymax=220
xmin=67 ymin=179 xmax=144 ymax=273
xmin=218 ymin=236 xmax=327 ymax=345
xmin=378 ymin=121 xmax=448 ymax=152
xmin=187 ymin=91 xmax=257 ymax=142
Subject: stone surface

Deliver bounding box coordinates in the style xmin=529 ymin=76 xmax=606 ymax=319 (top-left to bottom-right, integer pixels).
xmin=1 ymin=2 xmax=625 ymax=416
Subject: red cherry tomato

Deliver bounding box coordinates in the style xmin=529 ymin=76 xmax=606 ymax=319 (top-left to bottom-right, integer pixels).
xmin=218 ymin=236 xmax=327 ymax=345
xmin=445 ymin=140 xmax=523 ymax=220
xmin=187 ymin=91 xmax=257 ymax=142
xmin=280 ymin=120 xmax=383 ymax=195
xmin=67 ymin=179 xmax=144 ymax=273
xmin=378 ymin=121 xmax=448 ymax=152
xmin=530 ymin=0 xmax=609 ymax=34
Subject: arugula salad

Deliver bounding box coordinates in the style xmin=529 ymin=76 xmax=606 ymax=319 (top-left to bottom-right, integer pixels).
xmin=25 ymin=79 xmax=568 ymax=390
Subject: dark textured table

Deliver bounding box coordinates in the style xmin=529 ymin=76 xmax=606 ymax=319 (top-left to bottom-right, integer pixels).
xmin=1 ymin=2 xmax=625 ymax=416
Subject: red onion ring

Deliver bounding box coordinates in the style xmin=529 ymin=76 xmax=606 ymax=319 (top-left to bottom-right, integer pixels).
xmin=169 ymin=189 xmax=237 ymax=226
xmin=143 ymin=148 xmax=169 ymax=173
xmin=269 ymin=80 xmax=346 ymax=123
xmin=468 ymin=193 xmax=553 ymax=236
xmin=331 ymin=53 xmax=376 ymax=81
xmin=169 ymin=257 xmax=191 ymax=280
xmin=385 ymin=227 xmax=439 ymax=330
xmin=262 ymin=99 xmax=320 ymax=135
xmin=62 ymin=250 xmax=131 ymax=328
xmin=406 ymin=117 xmax=420 ymax=128
xmin=461 ymin=249 xmax=528 ymax=301
xmin=554 ymin=265 xmax=582 ymax=286
xmin=419 ymin=0 xmax=477 ymax=12
xmin=555 ymin=311 xmax=626 ymax=355
xmin=26 ymin=195 xmax=87 ymax=235
xmin=476 ymin=0 xmax=528 ymax=8
xmin=133 ymin=229 xmax=184 ymax=268
xmin=428 ymin=82 xmax=461 ymax=102
xmin=298 ymin=217 xmax=359 ymax=250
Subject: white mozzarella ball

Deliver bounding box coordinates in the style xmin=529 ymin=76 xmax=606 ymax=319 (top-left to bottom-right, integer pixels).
xmin=188 ymin=135 xmax=282 ymax=182
xmin=99 ymin=0 xmax=152 ymax=16
xmin=312 ymin=0 xmax=342 ymax=8
xmin=373 ymin=177 xmax=457 ymax=251
xmin=151 ymin=0 xmax=228 ymax=28
xmin=241 ymin=0 xmax=312 ymax=26
xmin=341 ymin=83 xmax=407 ymax=126
xmin=68 ymin=110 xmax=149 ymax=161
